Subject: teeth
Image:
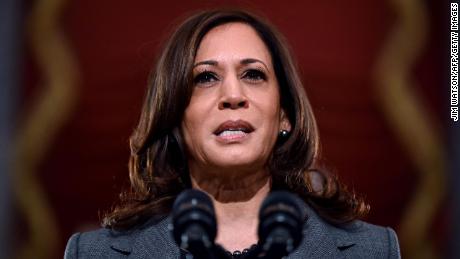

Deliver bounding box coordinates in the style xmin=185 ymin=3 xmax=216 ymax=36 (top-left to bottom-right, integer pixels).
xmin=219 ymin=130 xmax=247 ymax=137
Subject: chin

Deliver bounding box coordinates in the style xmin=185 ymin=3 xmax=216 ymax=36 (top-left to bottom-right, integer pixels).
xmin=212 ymin=155 xmax=264 ymax=171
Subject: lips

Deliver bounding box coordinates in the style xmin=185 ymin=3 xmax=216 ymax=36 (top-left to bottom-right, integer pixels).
xmin=213 ymin=120 xmax=255 ymax=136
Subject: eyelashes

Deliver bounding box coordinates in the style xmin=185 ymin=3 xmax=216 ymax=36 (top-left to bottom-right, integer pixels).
xmin=243 ymin=69 xmax=267 ymax=81
xmin=193 ymin=68 xmax=267 ymax=86
xmin=193 ymin=71 xmax=218 ymax=85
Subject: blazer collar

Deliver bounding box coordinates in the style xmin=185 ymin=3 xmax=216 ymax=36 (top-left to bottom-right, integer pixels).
xmin=109 ymin=215 xmax=172 ymax=256
xmin=290 ymin=204 xmax=356 ymax=258
xmin=109 ymin=203 xmax=358 ymax=257
xmin=108 ymin=229 xmax=136 ymax=255
xmin=110 ymin=236 xmax=133 ymax=255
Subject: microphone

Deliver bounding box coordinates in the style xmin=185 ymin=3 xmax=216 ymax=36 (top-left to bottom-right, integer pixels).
xmin=256 ymin=191 xmax=305 ymax=259
xmin=171 ymin=189 xmax=218 ymax=259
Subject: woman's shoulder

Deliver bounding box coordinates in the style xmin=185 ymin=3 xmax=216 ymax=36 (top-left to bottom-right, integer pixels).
xmin=64 ymin=228 xmax=113 ymax=258
xmin=64 ymin=216 xmax=179 ymax=259
xmin=343 ymin=219 xmax=399 ymax=242
xmin=327 ymin=219 xmax=400 ymax=258
xmin=289 ymin=204 xmax=401 ymax=259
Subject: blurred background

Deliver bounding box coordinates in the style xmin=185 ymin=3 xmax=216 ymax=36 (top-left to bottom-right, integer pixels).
xmin=0 ymin=0 xmax=456 ymax=258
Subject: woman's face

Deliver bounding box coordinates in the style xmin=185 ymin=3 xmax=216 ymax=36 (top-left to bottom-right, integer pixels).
xmin=182 ymin=22 xmax=290 ymax=176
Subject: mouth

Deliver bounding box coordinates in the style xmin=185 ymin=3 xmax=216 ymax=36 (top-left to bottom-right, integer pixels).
xmin=213 ymin=120 xmax=255 ymax=137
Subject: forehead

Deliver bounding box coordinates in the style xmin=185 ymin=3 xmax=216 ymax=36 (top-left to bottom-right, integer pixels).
xmin=195 ymin=22 xmax=272 ymax=65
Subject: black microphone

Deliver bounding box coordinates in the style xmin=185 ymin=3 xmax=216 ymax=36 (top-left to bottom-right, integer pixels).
xmin=172 ymin=189 xmax=218 ymax=259
xmin=256 ymin=191 xmax=305 ymax=259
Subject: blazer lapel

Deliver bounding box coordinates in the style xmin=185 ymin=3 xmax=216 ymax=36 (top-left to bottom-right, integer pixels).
xmin=287 ymin=205 xmax=356 ymax=259
xmin=110 ymin=234 xmax=133 ymax=256
xmin=108 ymin=216 xmax=180 ymax=258
xmin=108 ymin=204 xmax=358 ymax=258
xmin=131 ymin=216 xmax=182 ymax=258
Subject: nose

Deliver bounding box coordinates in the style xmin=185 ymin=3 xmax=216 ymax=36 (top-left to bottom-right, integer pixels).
xmin=218 ymin=77 xmax=249 ymax=110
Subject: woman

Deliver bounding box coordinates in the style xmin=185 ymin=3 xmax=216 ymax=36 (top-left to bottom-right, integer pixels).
xmin=65 ymin=9 xmax=400 ymax=258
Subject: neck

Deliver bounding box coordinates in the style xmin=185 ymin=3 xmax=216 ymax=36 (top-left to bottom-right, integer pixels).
xmin=190 ymin=167 xmax=271 ymax=252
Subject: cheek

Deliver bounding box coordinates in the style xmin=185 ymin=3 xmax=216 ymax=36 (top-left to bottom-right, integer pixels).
xmin=263 ymin=95 xmax=282 ymax=142
xmin=255 ymin=90 xmax=281 ymax=125
xmin=181 ymin=108 xmax=198 ymax=151
xmin=181 ymin=119 xmax=205 ymax=164
xmin=181 ymin=100 xmax=211 ymax=156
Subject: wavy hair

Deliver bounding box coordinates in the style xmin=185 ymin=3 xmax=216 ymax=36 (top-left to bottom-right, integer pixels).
xmin=103 ymin=8 xmax=369 ymax=230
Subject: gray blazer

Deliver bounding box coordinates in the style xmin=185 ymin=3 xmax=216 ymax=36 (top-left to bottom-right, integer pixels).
xmin=64 ymin=204 xmax=401 ymax=258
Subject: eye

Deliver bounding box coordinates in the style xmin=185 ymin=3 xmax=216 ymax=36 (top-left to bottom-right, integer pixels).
xmin=242 ymin=69 xmax=267 ymax=82
xmin=193 ymin=71 xmax=218 ymax=85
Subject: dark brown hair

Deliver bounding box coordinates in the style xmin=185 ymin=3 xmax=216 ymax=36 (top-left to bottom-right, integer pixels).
xmin=103 ymin=8 xmax=368 ymax=230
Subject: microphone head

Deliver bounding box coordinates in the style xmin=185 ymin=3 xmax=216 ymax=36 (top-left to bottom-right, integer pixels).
xmin=258 ymin=191 xmax=305 ymax=255
xmin=171 ymin=189 xmax=217 ymax=250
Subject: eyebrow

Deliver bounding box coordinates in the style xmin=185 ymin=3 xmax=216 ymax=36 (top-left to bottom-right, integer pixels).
xmin=193 ymin=58 xmax=269 ymax=71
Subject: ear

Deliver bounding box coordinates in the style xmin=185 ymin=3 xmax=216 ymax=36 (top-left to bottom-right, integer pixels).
xmin=280 ymin=109 xmax=292 ymax=132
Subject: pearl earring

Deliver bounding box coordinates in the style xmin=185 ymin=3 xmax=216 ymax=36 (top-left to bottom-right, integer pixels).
xmin=279 ymin=130 xmax=290 ymax=139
